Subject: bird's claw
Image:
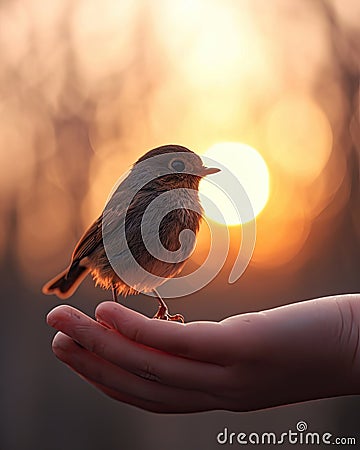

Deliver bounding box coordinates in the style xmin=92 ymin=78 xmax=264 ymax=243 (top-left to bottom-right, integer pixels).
xmin=153 ymin=306 xmax=184 ymax=323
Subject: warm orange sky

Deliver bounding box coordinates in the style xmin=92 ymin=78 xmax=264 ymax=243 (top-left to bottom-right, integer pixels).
xmin=0 ymin=0 xmax=358 ymax=285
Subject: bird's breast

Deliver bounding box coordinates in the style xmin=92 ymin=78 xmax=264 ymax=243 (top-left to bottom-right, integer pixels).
xmin=125 ymin=189 xmax=202 ymax=273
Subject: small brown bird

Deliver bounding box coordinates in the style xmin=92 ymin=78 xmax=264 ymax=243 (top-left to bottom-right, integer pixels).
xmin=42 ymin=144 xmax=220 ymax=321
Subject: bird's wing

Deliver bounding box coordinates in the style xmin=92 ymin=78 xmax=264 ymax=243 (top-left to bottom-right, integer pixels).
xmin=71 ymin=215 xmax=103 ymax=262
xmin=71 ymin=185 xmax=130 ymax=263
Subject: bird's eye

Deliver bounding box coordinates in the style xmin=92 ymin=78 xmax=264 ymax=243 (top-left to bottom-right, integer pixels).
xmin=170 ymin=159 xmax=185 ymax=172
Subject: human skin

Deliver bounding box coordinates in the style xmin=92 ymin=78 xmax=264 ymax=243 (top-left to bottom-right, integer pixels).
xmin=47 ymin=294 xmax=360 ymax=413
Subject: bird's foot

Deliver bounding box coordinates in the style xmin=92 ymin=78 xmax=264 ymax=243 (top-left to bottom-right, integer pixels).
xmin=112 ymin=286 xmax=118 ymax=302
xmin=153 ymin=305 xmax=184 ymax=323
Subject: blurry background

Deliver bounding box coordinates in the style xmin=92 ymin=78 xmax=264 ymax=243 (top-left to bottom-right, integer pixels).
xmin=0 ymin=0 xmax=359 ymax=449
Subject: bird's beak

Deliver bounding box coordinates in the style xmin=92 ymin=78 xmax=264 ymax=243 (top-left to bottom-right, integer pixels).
xmin=201 ymin=166 xmax=221 ymax=176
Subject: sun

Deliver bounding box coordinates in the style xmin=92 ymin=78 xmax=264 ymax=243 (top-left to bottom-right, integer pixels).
xmin=199 ymin=142 xmax=270 ymax=226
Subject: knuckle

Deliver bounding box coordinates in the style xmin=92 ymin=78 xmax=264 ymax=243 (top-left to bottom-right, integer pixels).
xmin=73 ymin=323 xmax=107 ymax=355
xmin=133 ymin=326 xmax=143 ymax=343
xmin=137 ymin=359 xmax=160 ymax=382
xmin=90 ymin=338 xmax=106 ymax=355
xmin=73 ymin=322 xmax=92 ymax=338
xmin=124 ymin=322 xmax=143 ymax=343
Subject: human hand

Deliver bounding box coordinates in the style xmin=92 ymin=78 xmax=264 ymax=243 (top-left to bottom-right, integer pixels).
xmin=47 ymin=294 xmax=360 ymax=413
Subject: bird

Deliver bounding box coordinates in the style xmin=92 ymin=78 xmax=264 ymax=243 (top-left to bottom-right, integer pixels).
xmin=42 ymin=144 xmax=220 ymax=322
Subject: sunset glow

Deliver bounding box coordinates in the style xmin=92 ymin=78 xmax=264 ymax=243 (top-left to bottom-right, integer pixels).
xmin=0 ymin=0 xmax=355 ymax=280
xmin=199 ymin=143 xmax=270 ymax=226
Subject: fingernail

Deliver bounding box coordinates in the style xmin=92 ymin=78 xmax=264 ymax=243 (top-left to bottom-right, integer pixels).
xmin=52 ymin=332 xmax=67 ymax=350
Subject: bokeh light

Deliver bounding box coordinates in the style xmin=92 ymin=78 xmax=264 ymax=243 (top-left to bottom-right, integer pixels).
xmin=199 ymin=142 xmax=270 ymax=225
xmin=265 ymin=95 xmax=333 ymax=182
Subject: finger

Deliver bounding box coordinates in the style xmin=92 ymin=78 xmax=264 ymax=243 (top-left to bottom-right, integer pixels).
xmin=52 ymin=332 xmax=166 ymax=411
xmin=95 ymin=302 xmax=232 ymax=364
xmin=52 ymin=332 xmax=220 ymax=413
xmin=48 ymin=305 xmax=228 ymax=391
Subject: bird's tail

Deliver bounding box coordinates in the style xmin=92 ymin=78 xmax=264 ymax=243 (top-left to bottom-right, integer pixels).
xmin=42 ymin=262 xmax=90 ymax=299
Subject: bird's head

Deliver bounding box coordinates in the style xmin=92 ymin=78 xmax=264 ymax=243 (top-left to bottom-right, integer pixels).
xmin=133 ymin=144 xmax=220 ymax=190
